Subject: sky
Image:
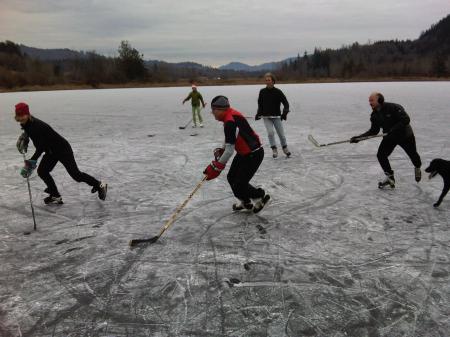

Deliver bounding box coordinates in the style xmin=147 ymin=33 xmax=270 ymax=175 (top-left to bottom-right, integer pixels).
xmin=1 ymin=0 xmax=449 ymax=67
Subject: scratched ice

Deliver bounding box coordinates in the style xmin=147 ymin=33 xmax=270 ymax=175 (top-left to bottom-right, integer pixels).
xmin=1 ymin=82 xmax=449 ymax=336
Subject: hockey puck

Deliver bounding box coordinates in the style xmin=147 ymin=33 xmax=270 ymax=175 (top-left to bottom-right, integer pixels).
xmin=23 ymin=231 xmax=31 ymax=235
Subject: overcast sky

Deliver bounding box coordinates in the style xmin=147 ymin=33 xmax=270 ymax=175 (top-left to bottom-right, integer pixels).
xmin=1 ymin=0 xmax=449 ymax=67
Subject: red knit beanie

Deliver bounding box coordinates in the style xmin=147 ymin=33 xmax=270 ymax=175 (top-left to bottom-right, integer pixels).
xmin=15 ymin=102 xmax=30 ymax=117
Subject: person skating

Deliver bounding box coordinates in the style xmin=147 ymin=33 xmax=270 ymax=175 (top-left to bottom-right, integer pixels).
xmin=203 ymin=96 xmax=270 ymax=213
xmin=182 ymin=84 xmax=206 ymax=128
xmin=14 ymin=102 xmax=107 ymax=204
xmin=350 ymin=92 xmax=422 ymax=188
xmin=255 ymin=72 xmax=291 ymax=158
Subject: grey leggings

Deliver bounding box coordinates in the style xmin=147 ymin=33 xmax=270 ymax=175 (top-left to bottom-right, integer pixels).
xmin=263 ymin=117 xmax=287 ymax=148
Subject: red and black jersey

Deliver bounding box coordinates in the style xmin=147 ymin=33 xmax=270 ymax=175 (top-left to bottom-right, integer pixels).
xmin=222 ymin=108 xmax=261 ymax=155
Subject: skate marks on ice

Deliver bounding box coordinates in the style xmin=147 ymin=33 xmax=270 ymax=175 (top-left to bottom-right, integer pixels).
xmin=1 ymin=85 xmax=449 ymax=336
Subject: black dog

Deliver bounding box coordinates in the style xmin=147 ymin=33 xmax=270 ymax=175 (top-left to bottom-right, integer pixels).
xmin=425 ymin=158 xmax=450 ymax=207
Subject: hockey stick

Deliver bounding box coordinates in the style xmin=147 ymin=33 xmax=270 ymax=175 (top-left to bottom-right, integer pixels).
xmin=179 ymin=118 xmax=193 ymax=129
xmin=22 ymin=153 xmax=37 ymax=233
xmin=308 ymin=134 xmax=387 ymax=148
xmin=129 ymin=176 xmax=207 ymax=246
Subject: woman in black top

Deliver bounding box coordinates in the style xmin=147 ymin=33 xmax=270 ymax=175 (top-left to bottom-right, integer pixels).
xmin=255 ymin=73 xmax=291 ymax=158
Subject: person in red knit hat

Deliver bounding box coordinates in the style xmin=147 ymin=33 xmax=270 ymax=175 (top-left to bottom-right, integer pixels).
xmin=203 ymin=96 xmax=270 ymax=213
xmin=14 ymin=102 xmax=107 ymax=204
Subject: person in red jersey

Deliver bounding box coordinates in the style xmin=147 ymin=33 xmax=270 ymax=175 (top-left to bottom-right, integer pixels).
xmin=203 ymin=96 xmax=270 ymax=213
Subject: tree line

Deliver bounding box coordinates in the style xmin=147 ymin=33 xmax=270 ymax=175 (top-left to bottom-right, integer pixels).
xmin=277 ymin=14 xmax=450 ymax=80
xmin=0 ymin=40 xmax=151 ymax=89
xmin=0 ymin=40 xmax=256 ymax=89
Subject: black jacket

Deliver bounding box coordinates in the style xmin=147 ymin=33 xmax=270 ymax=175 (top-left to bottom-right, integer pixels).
xmin=256 ymin=87 xmax=289 ymax=117
xmin=358 ymin=102 xmax=414 ymax=141
xmin=21 ymin=116 xmax=71 ymax=160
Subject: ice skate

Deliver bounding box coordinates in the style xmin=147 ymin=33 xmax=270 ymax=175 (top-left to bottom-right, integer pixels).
xmin=272 ymin=147 xmax=278 ymax=158
xmin=253 ymin=194 xmax=271 ymax=213
xmin=378 ymin=173 xmax=395 ymax=189
xmin=232 ymin=200 xmax=253 ymax=212
xmin=44 ymin=195 xmax=63 ymax=205
xmin=282 ymin=146 xmax=291 ymax=157
xmin=97 ymin=182 xmax=108 ymax=200
xmin=414 ymin=167 xmax=421 ymax=182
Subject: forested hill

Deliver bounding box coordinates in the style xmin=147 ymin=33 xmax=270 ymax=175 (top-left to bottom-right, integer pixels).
xmin=415 ymin=14 xmax=450 ymax=53
xmin=278 ymin=14 xmax=450 ymax=79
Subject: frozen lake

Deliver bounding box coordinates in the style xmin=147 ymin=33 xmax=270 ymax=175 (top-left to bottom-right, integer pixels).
xmin=0 ymin=82 xmax=449 ymax=336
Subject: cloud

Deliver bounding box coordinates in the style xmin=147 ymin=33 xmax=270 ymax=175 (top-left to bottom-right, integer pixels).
xmin=1 ymin=0 xmax=449 ymax=66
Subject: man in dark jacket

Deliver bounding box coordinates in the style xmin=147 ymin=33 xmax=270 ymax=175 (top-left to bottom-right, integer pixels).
xmin=255 ymin=73 xmax=291 ymax=158
xmin=350 ymin=92 xmax=422 ymax=188
xmin=203 ymin=96 xmax=270 ymax=213
xmin=14 ymin=102 xmax=107 ymax=204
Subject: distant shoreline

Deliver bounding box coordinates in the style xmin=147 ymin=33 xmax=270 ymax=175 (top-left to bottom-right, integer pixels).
xmin=1 ymin=77 xmax=449 ymax=93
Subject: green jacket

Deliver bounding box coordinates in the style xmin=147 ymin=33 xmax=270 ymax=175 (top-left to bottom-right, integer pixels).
xmin=184 ymin=91 xmax=205 ymax=107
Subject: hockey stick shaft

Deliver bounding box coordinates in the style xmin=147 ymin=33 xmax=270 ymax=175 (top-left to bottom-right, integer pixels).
xmin=156 ymin=176 xmax=206 ymax=238
xmin=309 ymin=134 xmax=386 ymax=147
xmin=129 ymin=176 xmax=207 ymax=246
xmin=22 ymin=153 xmax=37 ymax=231
xmin=179 ymin=118 xmax=193 ymax=129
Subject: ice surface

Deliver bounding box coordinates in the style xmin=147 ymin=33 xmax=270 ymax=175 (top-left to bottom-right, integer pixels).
xmin=0 ymin=82 xmax=449 ymax=336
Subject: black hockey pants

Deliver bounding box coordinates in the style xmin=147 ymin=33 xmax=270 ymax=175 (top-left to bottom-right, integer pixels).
xmin=227 ymin=147 xmax=265 ymax=203
xmin=377 ymin=135 xmax=422 ymax=175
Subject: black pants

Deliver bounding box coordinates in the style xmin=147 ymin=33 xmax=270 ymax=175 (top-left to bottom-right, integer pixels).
xmin=37 ymin=150 xmax=100 ymax=197
xmin=377 ymin=135 xmax=422 ymax=175
xmin=227 ymin=148 xmax=265 ymax=203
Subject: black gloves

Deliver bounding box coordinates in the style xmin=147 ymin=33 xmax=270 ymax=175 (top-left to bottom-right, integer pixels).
xmin=16 ymin=132 xmax=29 ymax=154
xmin=350 ymin=136 xmax=360 ymax=143
xmin=281 ymin=109 xmax=289 ymax=121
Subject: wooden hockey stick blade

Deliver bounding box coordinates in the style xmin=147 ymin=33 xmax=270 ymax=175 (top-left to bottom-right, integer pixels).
xmin=307 ymin=134 xmax=321 ymax=147
xmin=129 ymin=236 xmax=159 ymax=246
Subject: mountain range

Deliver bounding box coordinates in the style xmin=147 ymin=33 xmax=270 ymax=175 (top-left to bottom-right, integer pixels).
xmin=19 ymin=45 xmax=291 ymax=72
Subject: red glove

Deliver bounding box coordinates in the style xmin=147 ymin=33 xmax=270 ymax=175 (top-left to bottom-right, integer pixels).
xmin=213 ymin=147 xmax=224 ymax=161
xmin=203 ymin=160 xmax=225 ymax=180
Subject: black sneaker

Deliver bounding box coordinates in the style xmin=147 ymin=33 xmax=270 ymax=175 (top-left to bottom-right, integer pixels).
xmin=97 ymin=182 xmax=107 ymax=200
xmin=253 ymin=194 xmax=271 ymax=213
xmin=282 ymin=146 xmax=291 ymax=158
xmin=232 ymin=201 xmax=253 ymax=212
xmin=44 ymin=196 xmax=63 ymax=205
xmin=378 ymin=173 xmax=395 ymax=189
